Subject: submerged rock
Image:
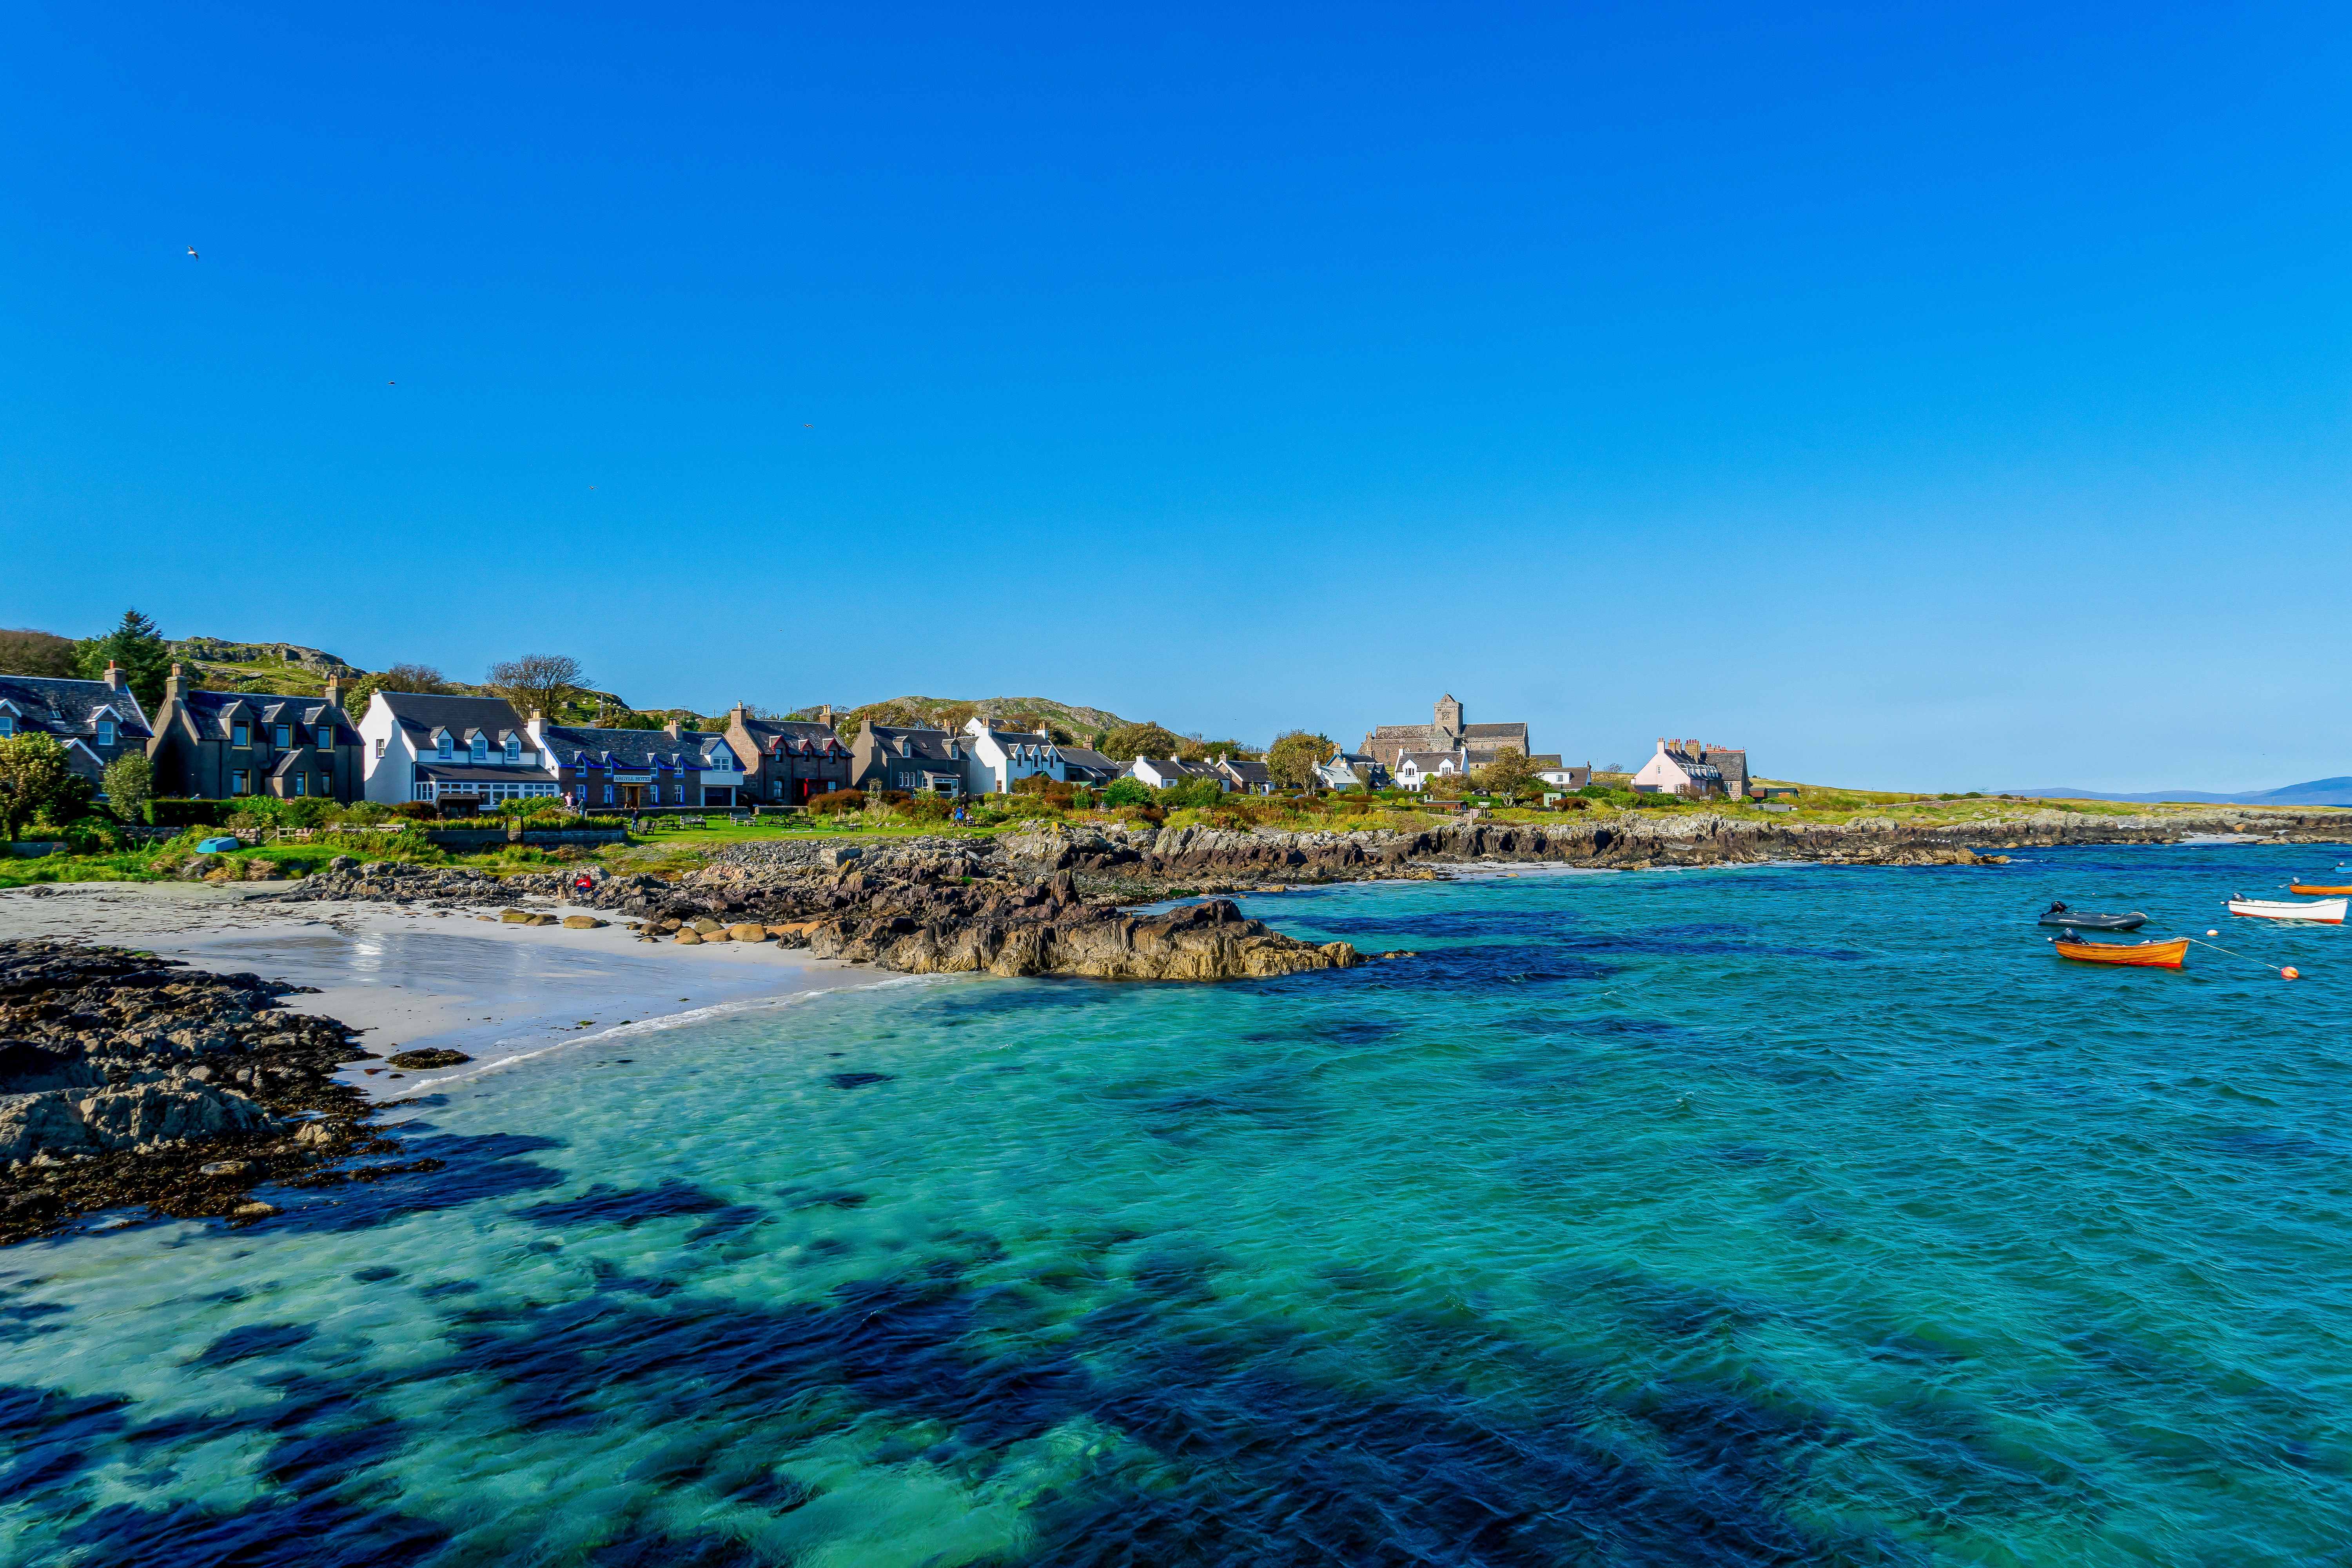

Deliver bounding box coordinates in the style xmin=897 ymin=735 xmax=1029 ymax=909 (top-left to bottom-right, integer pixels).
xmin=385 ymin=1049 xmax=471 ymax=1069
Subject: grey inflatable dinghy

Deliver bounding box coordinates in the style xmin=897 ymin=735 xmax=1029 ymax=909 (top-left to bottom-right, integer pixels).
xmin=2037 ymin=902 xmax=2147 ymax=931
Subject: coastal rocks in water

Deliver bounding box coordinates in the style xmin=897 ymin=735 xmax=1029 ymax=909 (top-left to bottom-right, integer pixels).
xmin=386 ymin=1049 xmax=472 ymax=1069
xmin=0 ymin=939 xmax=386 ymax=1243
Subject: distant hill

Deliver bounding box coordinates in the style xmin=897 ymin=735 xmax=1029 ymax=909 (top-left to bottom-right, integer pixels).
xmin=800 ymin=695 xmax=1135 ymax=741
xmin=2001 ymin=778 xmax=2352 ymax=807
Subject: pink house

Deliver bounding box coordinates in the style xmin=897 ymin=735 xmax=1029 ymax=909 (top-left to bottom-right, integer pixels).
xmin=1632 ymin=738 xmax=1748 ymax=798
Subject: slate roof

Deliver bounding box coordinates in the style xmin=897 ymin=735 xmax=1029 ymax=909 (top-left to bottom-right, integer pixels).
xmin=1216 ymin=758 xmax=1274 ymax=787
xmin=1134 ymin=757 xmax=1218 ymax=779
xmin=867 ymin=725 xmax=967 ymax=763
xmin=1396 ymin=750 xmax=1464 ymax=772
xmin=176 ymin=688 xmax=359 ymax=746
xmin=0 ymin=675 xmax=153 ymax=746
xmin=375 ymin=691 xmax=529 ymax=747
xmin=539 ymin=723 xmax=735 ymax=772
xmin=740 ymin=718 xmax=846 ymax=756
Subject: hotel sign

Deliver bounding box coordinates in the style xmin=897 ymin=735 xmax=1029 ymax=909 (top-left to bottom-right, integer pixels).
xmin=612 ymin=772 xmax=653 ymax=784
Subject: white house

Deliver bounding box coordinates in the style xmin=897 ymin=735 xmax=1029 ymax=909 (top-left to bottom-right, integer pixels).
xmin=1535 ymin=764 xmax=1593 ymax=790
xmin=1631 ymin=738 xmax=1726 ymax=798
xmin=359 ymin=691 xmax=561 ymax=805
xmin=1392 ymin=749 xmax=1465 ymax=791
xmin=1127 ymin=756 xmax=1223 ymax=790
xmin=962 ymin=719 xmax=1064 ymax=794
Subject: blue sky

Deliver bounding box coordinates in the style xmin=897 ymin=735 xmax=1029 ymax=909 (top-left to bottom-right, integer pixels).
xmin=4 ymin=4 xmax=2347 ymax=789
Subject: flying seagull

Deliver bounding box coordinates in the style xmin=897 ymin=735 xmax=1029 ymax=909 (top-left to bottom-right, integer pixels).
xmin=185 ymin=244 xmax=198 ymax=259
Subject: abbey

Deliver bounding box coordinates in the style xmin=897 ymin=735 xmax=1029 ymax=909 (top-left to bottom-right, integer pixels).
xmin=1360 ymin=694 xmax=1560 ymax=775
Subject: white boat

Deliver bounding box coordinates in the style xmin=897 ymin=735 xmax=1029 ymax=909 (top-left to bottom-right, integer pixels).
xmin=2227 ymin=897 xmax=2347 ymax=924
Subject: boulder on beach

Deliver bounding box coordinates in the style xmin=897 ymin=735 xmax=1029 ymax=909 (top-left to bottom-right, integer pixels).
xmin=387 ymin=1049 xmax=472 ymax=1069
xmin=727 ymin=923 xmax=769 ymax=943
xmin=561 ymin=915 xmax=607 ymax=929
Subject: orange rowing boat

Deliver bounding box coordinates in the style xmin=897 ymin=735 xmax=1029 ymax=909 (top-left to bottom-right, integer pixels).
xmin=2290 ymin=884 xmax=2352 ymax=895
xmin=2052 ymin=935 xmax=2188 ymax=969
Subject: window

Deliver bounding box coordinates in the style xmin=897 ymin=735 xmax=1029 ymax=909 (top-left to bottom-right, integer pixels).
xmin=470 ymin=735 xmax=488 ymax=764
xmin=96 ymin=718 xmax=116 ymax=746
xmin=0 ymin=716 xmax=12 ymax=737
xmin=316 ymin=772 xmax=332 ymax=797
xmin=292 ymin=773 xmax=307 ymax=797
xmin=233 ymin=722 xmax=251 ymax=747
xmin=504 ymin=736 xmax=521 ymax=763
xmin=602 ymin=784 xmax=614 ymax=804
xmin=374 ymin=738 xmax=386 ymax=759
xmin=275 ymin=725 xmax=291 ymax=748
xmin=436 ymin=733 xmax=452 ymax=760
xmin=230 ymin=769 xmax=250 ymax=795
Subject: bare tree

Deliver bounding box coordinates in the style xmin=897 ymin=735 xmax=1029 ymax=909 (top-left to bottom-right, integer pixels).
xmin=383 ymin=663 xmax=451 ymax=694
xmin=486 ymin=654 xmax=588 ymax=719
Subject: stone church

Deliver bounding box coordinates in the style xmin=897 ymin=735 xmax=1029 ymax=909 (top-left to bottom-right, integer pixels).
xmin=1361 ymin=695 xmax=1560 ymax=773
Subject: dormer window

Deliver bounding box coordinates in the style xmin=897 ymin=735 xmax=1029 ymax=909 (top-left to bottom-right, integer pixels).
xmin=504 ymin=736 xmax=521 ymax=764
xmin=436 ymin=732 xmax=453 ymax=760
xmin=470 ymin=734 xmax=488 ymax=763
xmin=275 ymin=724 xmax=292 ymax=748
xmin=95 ymin=719 xmax=116 ymax=747
xmin=233 ymin=722 xmax=251 ymax=748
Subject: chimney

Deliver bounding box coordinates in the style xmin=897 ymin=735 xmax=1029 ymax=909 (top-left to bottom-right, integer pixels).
xmin=102 ymin=659 xmax=122 ymax=691
xmin=728 ymin=703 xmax=746 ymax=728
xmin=663 ymin=717 xmax=681 ymax=739
xmin=324 ymin=675 xmax=344 ymax=710
xmin=164 ymin=662 xmax=184 ymax=704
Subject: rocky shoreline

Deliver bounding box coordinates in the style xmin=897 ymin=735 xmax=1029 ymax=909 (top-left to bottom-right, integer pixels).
xmin=245 ymin=805 xmax=2351 ymax=985
xmin=0 ymin=940 xmax=414 ymax=1244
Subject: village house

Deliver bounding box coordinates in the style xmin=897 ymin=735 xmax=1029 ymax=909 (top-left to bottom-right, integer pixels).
xmin=0 ymin=662 xmax=153 ymax=803
xmin=1313 ymin=750 xmax=1387 ymax=791
xmin=146 ymin=665 xmax=362 ymax=803
xmin=723 ymin=706 xmax=852 ymax=805
xmin=1213 ymin=756 xmax=1275 ymax=794
xmin=961 ymin=718 xmax=1064 ymax=794
xmin=1631 ymin=738 xmax=1746 ymax=798
xmin=1055 ymin=746 xmax=1125 ymax=787
xmin=1391 ymin=750 xmax=1465 ymax=791
xmin=849 ymin=722 xmax=969 ymax=796
xmin=1127 ymin=757 xmax=1224 ymax=790
xmin=1362 ymin=694 xmax=1562 ymax=773
xmin=358 ymin=691 xmax=559 ymax=806
xmin=1535 ymin=763 xmax=1595 ymax=790
xmin=532 ymin=719 xmax=743 ymax=810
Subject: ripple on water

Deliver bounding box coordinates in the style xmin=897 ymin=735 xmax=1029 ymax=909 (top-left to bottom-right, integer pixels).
xmin=3 ymin=847 xmax=2351 ymax=1564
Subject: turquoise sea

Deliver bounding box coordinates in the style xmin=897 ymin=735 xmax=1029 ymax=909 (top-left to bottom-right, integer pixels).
xmin=6 ymin=844 xmax=2350 ymax=1566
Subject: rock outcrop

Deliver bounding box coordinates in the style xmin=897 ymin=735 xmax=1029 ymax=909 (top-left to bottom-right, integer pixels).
xmin=0 ymin=941 xmax=398 ymax=1243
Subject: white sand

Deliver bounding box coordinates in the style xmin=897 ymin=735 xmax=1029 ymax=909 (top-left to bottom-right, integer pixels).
xmin=0 ymin=882 xmax=901 ymax=1098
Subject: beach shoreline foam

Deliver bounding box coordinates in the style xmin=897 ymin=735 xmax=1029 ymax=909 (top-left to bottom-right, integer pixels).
xmin=0 ymin=882 xmax=897 ymax=1100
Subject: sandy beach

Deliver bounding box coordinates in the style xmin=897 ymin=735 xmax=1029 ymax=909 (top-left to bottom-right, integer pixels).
xmin=0 ymin=881 xmax=900 ymax=1099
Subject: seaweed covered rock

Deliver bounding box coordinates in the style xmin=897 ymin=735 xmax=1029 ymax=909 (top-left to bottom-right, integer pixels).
xmin=0 ymin=940 xmax=394 ymax=1243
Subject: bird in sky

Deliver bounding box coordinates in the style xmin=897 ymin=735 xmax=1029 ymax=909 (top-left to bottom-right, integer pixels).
xmin=185 ymin=244 xmax=198 ymax=259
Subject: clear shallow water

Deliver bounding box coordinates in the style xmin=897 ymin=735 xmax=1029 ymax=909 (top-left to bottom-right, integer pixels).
xmin=5 ymin=844 xmax=2349 ymax=1566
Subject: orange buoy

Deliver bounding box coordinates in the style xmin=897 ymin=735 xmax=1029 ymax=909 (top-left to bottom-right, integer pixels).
xmin=2207 ymin=929 xmax=2220 ymax=937
xmin=2282 ymin=967 xmax=2300 ymax=980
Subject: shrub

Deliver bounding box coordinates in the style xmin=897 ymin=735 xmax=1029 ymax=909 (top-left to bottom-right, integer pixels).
xmin=897 ymin=793 xmax=951 ymax=823
xmin=1102 ymin=777 xmax=1152 ymax=808
xmin=809 ymin=789 xmax=866 ymax=815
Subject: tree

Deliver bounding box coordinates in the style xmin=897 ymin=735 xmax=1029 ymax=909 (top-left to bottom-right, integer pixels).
xmin=485 ymin=654 xmax=587 ymax=720
xmin=1475 ymin=748 xmax=1539 ymax=799
xmin=385 ymin=662 xmax=452 ymax=694
xmin=1265 ymin=731 xmax=1334 ymax=791
xmin=0 ymin=733 xmax=72 ymax=839
xmin=102 ymin=750 xmax=153 ymax=824
xmin=1100 ymin=721 xmax=1187 ymax=760
xmin=74 ymin=609 xmax=172 ymax=712
xmin=0 ymin=627 xmax=77 ymax=679
xmin=1102 ymin=777 xmax=1153 ymax=808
